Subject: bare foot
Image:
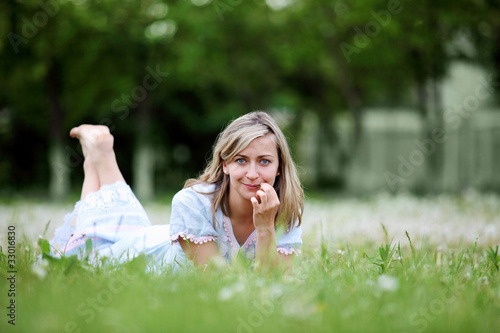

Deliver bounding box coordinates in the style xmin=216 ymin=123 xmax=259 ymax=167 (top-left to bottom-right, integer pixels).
xmin=70 ymin=125 xmax=111 ymax=159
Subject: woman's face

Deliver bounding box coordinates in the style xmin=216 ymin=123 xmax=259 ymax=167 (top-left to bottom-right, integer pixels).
xmin=223 ymin=134 xmax=280 ymax=203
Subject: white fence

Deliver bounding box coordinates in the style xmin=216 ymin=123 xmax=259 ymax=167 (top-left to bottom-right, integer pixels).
xmin=298 ymin=108 xmax=500 ymax=192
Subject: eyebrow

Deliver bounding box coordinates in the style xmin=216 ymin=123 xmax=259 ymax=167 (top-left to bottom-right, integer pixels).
xmin=235 ymin=154 xmax=275 ymax=158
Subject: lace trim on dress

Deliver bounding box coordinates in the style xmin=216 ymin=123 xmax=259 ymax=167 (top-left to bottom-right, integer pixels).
xmin=74 ymin=181 xmax=128 ymax=208
xmin=76 ymin=181 xmax=144 ymax=213
xmin=222 ymin=215 xmax=240 ymax=252
xmin=242 ymin=232 xmax=256 ymax=251
xmin=169 ymin=232 xmax=217 ymax=245
xmin=276 ymin=247 xmax=302 ymax=256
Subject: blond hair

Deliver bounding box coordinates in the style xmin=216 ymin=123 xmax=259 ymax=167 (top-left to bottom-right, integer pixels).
xmin=184 ymin=111 xmax=303 ymax=231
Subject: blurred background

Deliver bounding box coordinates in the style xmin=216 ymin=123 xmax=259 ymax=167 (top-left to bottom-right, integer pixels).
xmin=1 ymin=0 xmax=499 ymax=201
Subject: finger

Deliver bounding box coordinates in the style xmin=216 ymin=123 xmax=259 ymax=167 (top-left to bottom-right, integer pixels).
xmin=259 ymin=183 xmax=273 ymax=192
xmin=256 ymin=190 xmax=267 ymax=203
xmin=250 ymin=196 xmax=259 ymax=208
xmin=260 ymin=183 xmax=278 ymax=201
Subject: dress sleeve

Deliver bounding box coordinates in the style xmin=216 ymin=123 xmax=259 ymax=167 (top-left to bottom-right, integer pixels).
xmin=276 ymin=220 xmax=302 ymax=256
xmin=169 ymin=188 xmax=218 ymax=245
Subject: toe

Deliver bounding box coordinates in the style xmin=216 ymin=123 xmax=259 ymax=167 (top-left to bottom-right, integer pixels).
xmin=69 ymin=126 xmax=80 ymax=138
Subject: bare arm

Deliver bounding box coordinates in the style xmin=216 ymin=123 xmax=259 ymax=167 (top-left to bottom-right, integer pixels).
xmin=252 ymin=183 xmax=294 ymax=273
xmin=255 ymin=227 xmax=294 ymax=273
xmin=278 ymin=252 xmax=295 ymax=273
xmin=178 ymin=239 xmax=222 ymax=268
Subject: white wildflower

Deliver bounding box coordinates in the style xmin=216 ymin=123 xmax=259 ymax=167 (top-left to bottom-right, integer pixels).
xmin=218 ymin=282 xmax=244 ymax=301
xmin=254 ymin=278 xmax=265 ymax=288
xmin=377 ymin=275 xmax=399 ymax=292
xmin=32 ymin=259 xmax=49 ymax=279
xmin=209 ymin=256 xmax=227 ymax=270
xmin=268 ymin=283 xmax=284 ymax=299
xmin=218 ymin=287 xmax=235 ymax=301
xmin=478 ymin=276 xmax=489 ymax=286
xmin=282 ymin=295 xmax=317 ymax=318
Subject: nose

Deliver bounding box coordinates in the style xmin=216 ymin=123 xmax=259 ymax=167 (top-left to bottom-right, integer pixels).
xmin=246 ymin=162 xmax=258 ymax=180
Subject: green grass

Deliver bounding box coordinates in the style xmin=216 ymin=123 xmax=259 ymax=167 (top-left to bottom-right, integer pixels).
xmin=1 ymin=231 xmax=499 ymax=333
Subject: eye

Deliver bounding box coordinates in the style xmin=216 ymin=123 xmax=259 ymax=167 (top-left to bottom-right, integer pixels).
xmin=236 ymin=158 xmax=246 ymax=164
xmin=261 ymin=159 xmax=271 ymax=165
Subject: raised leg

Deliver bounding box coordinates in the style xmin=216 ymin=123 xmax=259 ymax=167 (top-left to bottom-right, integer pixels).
xmin=90 ymin=132 xmax=126 ymax=186
xmin=70 ymin=125 xmax=125 ymax=200
xmin=80 ymin=158 xmax=100 ymax=200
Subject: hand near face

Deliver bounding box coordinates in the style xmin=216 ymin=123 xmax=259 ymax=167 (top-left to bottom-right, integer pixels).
xmin=250 ymin=183 xmax=280 ymax=231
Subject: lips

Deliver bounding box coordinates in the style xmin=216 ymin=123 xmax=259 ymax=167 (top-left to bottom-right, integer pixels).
xmin=243 ymin=183 xmax=261 ymax=190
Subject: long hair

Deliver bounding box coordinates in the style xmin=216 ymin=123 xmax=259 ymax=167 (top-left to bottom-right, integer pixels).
xmin=184 ymin=111 xmax=304 ymax=231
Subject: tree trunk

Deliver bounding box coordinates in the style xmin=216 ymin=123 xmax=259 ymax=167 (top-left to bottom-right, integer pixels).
xmin=325 ymin=5 xmax=364 ymax=154
xmin=330 ymin=40 xmax=363 ymax=153
xmin=314 ymin=111 xmax=344 ymax=189
xmin=416 ymin=74 xmax=446 ymax=193
xmin=429 ymin=77 xmax=444 ymax=192
xmin=133 ymin=98 xmax=155 ymax=201
xmin=288 ymin=108 xmax=304 ymax=155
xmin=46 ymin=61 xmax=70 ymax=200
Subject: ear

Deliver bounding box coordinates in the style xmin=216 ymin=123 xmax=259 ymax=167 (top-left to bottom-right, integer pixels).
xmin=222 ymin=161 xmax=228 ymax=174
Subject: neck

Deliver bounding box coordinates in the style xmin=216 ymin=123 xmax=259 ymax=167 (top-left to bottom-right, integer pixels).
xmin=227 ymin=189 xmax=254 ymax=226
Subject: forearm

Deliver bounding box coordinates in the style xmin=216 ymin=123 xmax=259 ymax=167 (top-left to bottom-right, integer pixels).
xmin=178 ymin=239 xmax=222 ymax=269
xmin=255 ymin=227 xmax=281 ymax=271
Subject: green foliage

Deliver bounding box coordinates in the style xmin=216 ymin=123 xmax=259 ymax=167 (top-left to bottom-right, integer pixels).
xmin=405 ymin=229 xmax=427 ymax=270
xmin=486 ymin=245 xmax=500 ymax=272
xmin=1 ymin=0 xmax=499 ymax=190
xmin=38 ymin=237 xmax=51 ymax=257
xmin=365 ymin=241 xmax=400 ymax=274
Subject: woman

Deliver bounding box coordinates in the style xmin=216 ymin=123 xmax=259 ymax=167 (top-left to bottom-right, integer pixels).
xmin=50 ymin=112 xmax=304 ymax=272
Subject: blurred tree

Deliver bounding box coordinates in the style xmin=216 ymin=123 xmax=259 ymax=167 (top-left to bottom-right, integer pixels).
xmin=0 ymin=0 xmax=498 ymax=196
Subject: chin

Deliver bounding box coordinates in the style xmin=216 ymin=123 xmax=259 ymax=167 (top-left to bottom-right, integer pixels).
xmin=240 ymin=190 xmax=257 ymax=201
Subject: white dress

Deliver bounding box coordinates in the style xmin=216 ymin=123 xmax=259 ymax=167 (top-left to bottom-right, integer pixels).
xmin=50 ymin=182 xmax=302 ymax=271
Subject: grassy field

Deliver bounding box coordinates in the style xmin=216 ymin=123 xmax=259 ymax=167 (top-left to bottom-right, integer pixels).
xmin=1 ymin=192 xmax=499 ymax=332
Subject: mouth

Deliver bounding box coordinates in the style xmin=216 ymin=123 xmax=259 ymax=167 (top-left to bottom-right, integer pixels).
xmin=243 ymin=184 xmax=261 ymax=190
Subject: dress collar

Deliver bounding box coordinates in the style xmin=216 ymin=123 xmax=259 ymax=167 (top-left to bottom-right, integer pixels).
xmin=222 ymin=215 xmax=256 ymax=251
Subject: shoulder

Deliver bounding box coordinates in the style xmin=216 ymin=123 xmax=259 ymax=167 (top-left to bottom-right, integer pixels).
xmin=169 ymin=183 xmax=220 ymax=237
xmin=276 ymin=218 xmax=302 ymax=245
xmin=172 ymin=183 xmax=218 ymax=210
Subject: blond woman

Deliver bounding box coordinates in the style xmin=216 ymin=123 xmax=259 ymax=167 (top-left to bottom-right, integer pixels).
xmin=50 ymin=112 xmax=304 ymax=272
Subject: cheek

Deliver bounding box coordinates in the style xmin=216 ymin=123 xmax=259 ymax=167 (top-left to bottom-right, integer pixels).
xmin=228 ymin=166 xmax=244 ymax=179
xmin=264 ymin=168 xmax=279 ymax=182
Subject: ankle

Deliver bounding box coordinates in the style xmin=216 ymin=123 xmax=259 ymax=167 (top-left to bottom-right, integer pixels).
xmin=90 ymin=136 xmax=116 ymax=166
xmin=95 ymin=133 xmax=114 ymax=152
xmin=83 ymin=158 xmax=95 ymax=174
